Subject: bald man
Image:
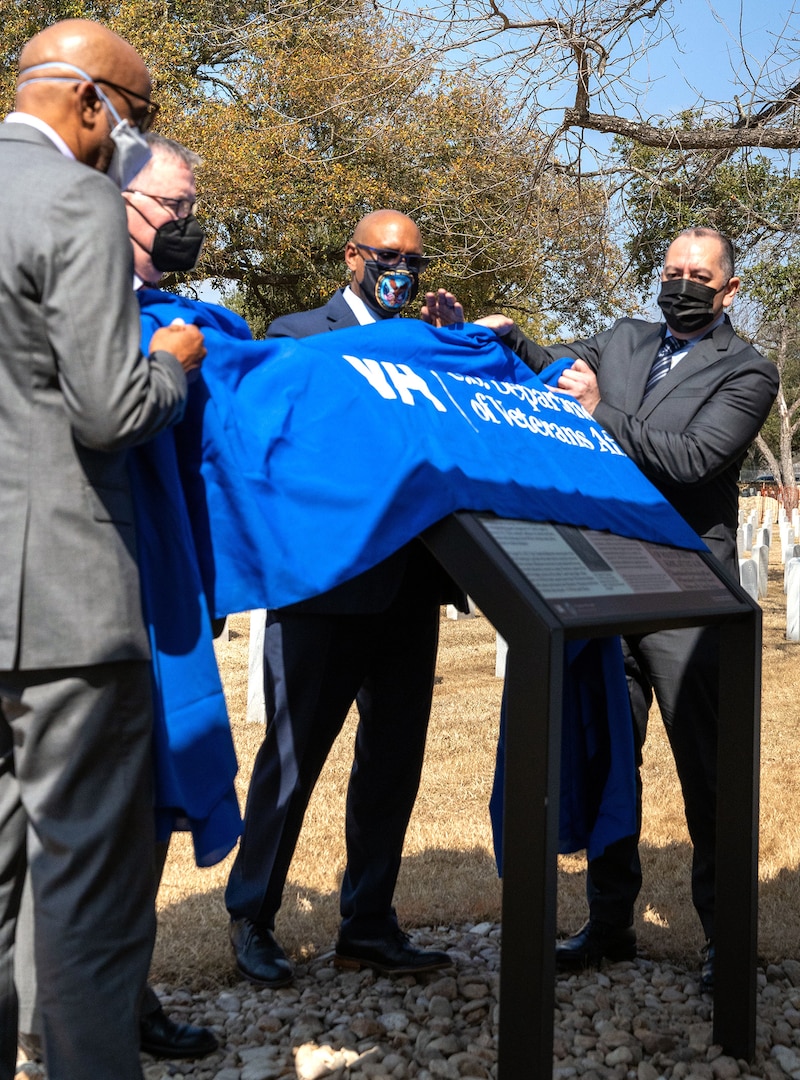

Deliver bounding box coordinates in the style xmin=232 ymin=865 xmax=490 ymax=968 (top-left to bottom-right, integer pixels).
xmin=226 ymin=210 xmax=462 ymax=986
xmin=0 ymin=19 xmax=204 ymax=1080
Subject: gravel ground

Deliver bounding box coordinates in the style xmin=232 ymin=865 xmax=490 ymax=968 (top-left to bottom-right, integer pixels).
xmin=15 ymin=922 xmax=800 ymax=1080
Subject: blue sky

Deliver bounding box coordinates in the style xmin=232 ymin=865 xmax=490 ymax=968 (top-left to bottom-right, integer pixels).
xmin=197 ymin=1 xmax=798 ymax=302
xmin=635 ymin=0 xmax=798 ymax=117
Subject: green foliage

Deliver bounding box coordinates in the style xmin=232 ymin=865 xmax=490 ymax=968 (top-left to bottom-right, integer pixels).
xmin=615 ymin=125 xmax=800 ymax=300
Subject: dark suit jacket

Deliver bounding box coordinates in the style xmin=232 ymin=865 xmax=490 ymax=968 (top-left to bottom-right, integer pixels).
xmin=266 ymin=288 xmax=464 ymax=613
xmin=267 ymin=288 xmax=356 ymax=339
xmin=506 ymin=316 xmax=779 ymax=575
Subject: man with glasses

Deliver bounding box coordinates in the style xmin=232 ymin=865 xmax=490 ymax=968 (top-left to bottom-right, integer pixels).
xmin=226 ymin=209 xmax=464 ymax=986
xmin=15 ymin=132 xmax=220 ymax=1068
xmin=123 ymin=137 xmax=205 ymax=288
xmin=0 ymin=19 xmax=205 ymax=1080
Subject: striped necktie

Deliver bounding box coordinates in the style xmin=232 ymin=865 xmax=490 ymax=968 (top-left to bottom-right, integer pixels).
xmin=642 ymin=334 xmax=682 ymax=400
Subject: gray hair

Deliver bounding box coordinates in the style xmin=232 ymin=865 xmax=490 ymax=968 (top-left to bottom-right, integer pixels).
xmin=143 ymin=132 xmax=202 ymax=170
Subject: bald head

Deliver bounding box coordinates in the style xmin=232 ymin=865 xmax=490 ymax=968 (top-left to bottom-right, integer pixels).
xmin=344 ymin=209 xmax=425 ymax=316
xmin=18 ymin=19 xmax=151 ymax=100
xmin=15 ymin=19 xmax=152 ymax=169
xmin=352 ymin=210 xmax=422 ymax=252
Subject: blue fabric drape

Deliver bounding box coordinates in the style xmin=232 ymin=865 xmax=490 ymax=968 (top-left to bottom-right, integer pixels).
xmin=135 ymin=292 xmax=704 ymax=867
xmin=489 ymin=637 xmax=637 ymax=871
xmin=139 ymin=292 xmax=704 ymax=618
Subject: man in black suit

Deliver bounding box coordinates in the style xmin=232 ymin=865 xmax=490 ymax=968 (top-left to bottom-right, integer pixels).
xmin=490 ymin=227 xmax=778 ymax=988
xmin=226 ymin=209 xmax=463 ymax=984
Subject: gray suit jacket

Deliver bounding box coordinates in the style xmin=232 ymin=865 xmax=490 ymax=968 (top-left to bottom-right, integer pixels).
xmin=0 ymin=124 xmax=188 ymax=669
xmin=506 ymin=316 xmax=779 ymax=575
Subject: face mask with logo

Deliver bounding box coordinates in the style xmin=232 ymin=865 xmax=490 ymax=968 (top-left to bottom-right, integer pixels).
xmin=128 ymin=201 xmax=205 ymax=272
xmin=16 ymin=61 xmax=153 ymax=190
xmin=360 ymin=259 xmax=419 ymax=317
xmin=657 ymin=277 xmax=727 ymax=335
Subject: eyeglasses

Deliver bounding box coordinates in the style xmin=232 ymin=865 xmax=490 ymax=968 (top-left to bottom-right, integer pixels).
xmin=354 ymin=243 xmax=430 ymax=273
xmin=124 ymin=191 xmax=196 ymax=218
xmin=94 ymin=79 xmax=160 ymax=132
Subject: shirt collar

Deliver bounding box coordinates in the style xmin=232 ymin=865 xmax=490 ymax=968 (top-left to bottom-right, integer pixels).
xmin=343 ymin=284 xmax=400 ymax=325
xmin=5 ymin=112 xmax=75 ymax=159
xmin=665 ymin=311 xmax=726 ymax=349
xmin=342 ymin=285 xmax=377 ymax=325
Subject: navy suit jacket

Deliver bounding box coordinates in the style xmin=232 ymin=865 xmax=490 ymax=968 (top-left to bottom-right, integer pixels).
xmin=267 ymin=288 xmax=357 ymax=339
xmin=266 ymin=288 xmax=464 ymax=614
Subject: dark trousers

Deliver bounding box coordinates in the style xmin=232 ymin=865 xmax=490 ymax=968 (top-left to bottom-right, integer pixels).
xmin=16 ymin=841 xmax=168 ymax=1038
xmin=586 ymin=625 xmax=719 ymax=939
xmin=0 ymin=663 xmax=156 ymax=1080
xmin=226 ymin=586 xmax=441 ymax=938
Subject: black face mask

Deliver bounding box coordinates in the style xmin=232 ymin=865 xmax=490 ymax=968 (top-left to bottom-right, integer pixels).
xmin=657 ymin=277 xmax=726 ymax=335
xmin=360 ymin=259 xmax=419 ymax=318
xmin=129 ymin=201 xmax=206 ymax=273
xmin=149 ymin=215 xmax=205 ymax=272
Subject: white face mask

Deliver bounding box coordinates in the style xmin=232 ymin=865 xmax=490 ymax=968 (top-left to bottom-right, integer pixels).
xmin=16 ymin=60 xmax=152 ymax=189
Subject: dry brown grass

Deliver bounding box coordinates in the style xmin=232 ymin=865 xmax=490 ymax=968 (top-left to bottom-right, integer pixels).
xmin=151 ymin=502 xmax=800 ymax=988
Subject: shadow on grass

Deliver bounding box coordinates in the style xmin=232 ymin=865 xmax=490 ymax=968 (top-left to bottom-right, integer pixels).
xmin=152 ymin=834 xmax=800 ymax=991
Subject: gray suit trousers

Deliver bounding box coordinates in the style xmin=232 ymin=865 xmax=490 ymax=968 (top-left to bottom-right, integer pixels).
xmin=0 ymin=662 xmax=156 ymax=1080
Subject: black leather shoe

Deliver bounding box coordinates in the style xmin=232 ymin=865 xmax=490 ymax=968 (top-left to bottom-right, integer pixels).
xmin=701 ymin=940 xmax=715 ymax=992
xmin=335 ymin=928 xmax=451 ymax=975
xmin=230 ymin=917 xmax=294 ymax=987
xmin=18 ymin=1031 xmax=43 ymax=1063
xmin=139 ymin=1005 xmax=218 ymax=1059
xmin=555 ymin=920 xmax=637 ymax=972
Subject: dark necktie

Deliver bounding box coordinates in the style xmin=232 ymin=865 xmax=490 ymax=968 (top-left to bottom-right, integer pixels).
xmin=642 ymin=334 xmax=682 ymax=400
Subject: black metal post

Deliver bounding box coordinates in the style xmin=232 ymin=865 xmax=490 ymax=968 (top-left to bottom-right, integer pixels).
xmin=713 ymin=611 xmax=761 ymax=1057
xmin=498 ymin=629 xmax=563 ymax=1078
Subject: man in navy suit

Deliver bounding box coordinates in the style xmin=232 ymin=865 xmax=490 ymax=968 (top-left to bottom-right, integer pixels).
xmin=488 ymin=227 xmax=778 ymax=989
xmin=226 ymin=210 xmax=464 ymax=984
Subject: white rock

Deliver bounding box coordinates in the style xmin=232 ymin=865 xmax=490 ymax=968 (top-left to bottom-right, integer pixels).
xmin=771 ymin=1043 xmax=800 ymax=1078
xmin=293 ymin=1042 xmax=362 ymax=1080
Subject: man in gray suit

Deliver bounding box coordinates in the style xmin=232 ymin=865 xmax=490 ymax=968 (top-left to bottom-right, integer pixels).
xmin=490 ymin=227 xmax=779 ymax=989
xmin=0 ymin=19 xmax=205 ymax=1080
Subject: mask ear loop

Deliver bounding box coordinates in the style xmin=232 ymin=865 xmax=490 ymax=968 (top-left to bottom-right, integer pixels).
xmin=16 ymin=63 xmax=124 ymax=130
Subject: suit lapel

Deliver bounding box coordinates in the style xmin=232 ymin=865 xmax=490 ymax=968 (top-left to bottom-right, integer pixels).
xmin=324 ymin=290 xmax=359 ymax=332
xmin=636 ymin=319 xmax=732 ymax=417
xmin=623 ymin=324 xmax=664 ymax=414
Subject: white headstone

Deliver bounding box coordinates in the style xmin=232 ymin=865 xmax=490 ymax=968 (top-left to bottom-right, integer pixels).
xmin=736 ymin=526 xmax=744 ymax=559
xmin=495 ymin=632 xmax=508 ymax=678
xmin=739 ymin=558 xmax=758 ymax=602
xmin=785 ymin=545 xmax=800 ymax=593
xmin=783 ymin=528 xmax=796 ymax=565
xmin=247 ymin=608 xmax=268 ymax=724
xmin=787 ymin=560 xmax=800 ymax=641
xmin=447 ymin=596 xmax=477 ymax=620
xmin=756 ymin=542 xmax=770 ymax=598
xmin=743 ymin=522 xmax=753 ymax=551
